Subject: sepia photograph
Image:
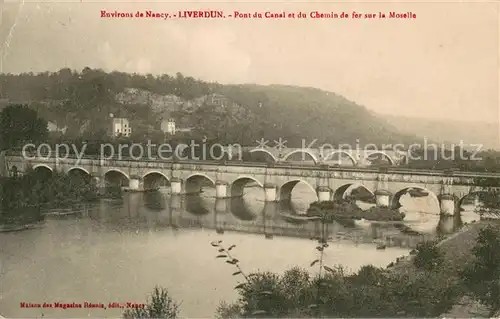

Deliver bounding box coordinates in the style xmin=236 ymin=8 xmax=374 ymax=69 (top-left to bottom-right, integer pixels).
xmin=0 ymin=0 xmax=499 ymax=318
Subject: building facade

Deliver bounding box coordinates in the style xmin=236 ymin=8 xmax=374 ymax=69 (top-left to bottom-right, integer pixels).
xmin=112 ymin=118 xmax=131 ymax=137
xmin=161 ymin=118 xmax=176 ymax=135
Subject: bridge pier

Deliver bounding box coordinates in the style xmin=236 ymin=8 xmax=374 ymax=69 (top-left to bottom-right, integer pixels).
xmin=316 ymin=186 xmax=332 ymax=202
xmin=128 ymin=176 xmax=144 ymax=192
xmin=264 ymin=183 xmax=277 ymax=202
xmin=171 ymin=178 xmax=184 ymax=195
xmin=439 ymin=194 xmax=456 ymax=216
xmin=263 ymin=201 xmax=277 ymax=238
xmin=169 ymin=194 xmax=183 ymax=227
xmin=214 ymin=198 xmax=229 ymax=233
xmin=374 ymin=189 xmax=391 ymax=207
xmin=215 ymin=180 xmax=229 ymax=198
xmin=91 ymin=175 xmax=105 ymax=189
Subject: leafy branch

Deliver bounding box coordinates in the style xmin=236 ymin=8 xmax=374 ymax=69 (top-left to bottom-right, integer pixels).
xmin=308 ymin=214 xmax=333 ymax=314
xmin=211 ymin=240 xmax=272 ymax=317
xmin=211 ymin=240 xmax=249 ymax=282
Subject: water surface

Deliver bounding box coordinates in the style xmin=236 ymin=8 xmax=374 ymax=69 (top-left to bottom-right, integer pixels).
xmin=0 ymin=183 xmax=480 ymax=318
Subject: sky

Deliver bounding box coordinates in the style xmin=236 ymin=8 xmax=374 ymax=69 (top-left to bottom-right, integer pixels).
xmin=0 ymin=0 xmax=498 ymax=124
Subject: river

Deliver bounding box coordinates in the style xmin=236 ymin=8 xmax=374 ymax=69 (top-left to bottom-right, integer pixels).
xmin=0 ymin=183 xmax=481 ymax=318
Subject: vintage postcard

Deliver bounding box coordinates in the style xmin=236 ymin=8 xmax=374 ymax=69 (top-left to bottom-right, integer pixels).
xmin=0 ymin=0 xmax=499 ymax=318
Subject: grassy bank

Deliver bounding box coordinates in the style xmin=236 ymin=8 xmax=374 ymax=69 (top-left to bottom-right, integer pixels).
xmin=386 ymin=219 xmax=496 ymax=317
xmin=389 ymin=221 xmax=487 ymax=274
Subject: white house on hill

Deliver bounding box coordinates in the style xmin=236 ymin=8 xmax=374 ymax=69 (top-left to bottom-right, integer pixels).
xmin=161 ymin=118 xmax=176 ymax=135
xmin=111 ymin=116 xmax=131 ymax=137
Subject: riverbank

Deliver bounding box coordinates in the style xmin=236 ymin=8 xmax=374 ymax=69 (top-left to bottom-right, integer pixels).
xmin=384 ymin=219 xmax=495 ymax=317
xmin=439 ymin=220 xmax=495 ymax=317
xmin=388 ymin=220 xmax=489 ymax=273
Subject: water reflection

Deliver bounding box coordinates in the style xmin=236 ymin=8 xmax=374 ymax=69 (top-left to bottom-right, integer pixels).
xmin=73 ymin=189 xmax=475 ymax=249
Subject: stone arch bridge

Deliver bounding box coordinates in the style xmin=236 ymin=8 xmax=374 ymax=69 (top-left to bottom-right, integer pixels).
xmin=6 ymin=155 xmax=500 ymax=216
xmin=237 ymin=147 xmax=408 ymax=166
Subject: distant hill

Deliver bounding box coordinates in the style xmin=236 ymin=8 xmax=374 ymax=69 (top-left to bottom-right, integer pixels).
xmin=0 ymin=69 xmax=420 ymax=147
xmin=383 ymin=114 xmax=500 ymax=151
xmin=114 ymin=83 xmax=421 ymax=147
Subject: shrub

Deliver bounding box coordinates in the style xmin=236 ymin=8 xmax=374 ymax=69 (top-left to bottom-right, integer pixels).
xmin=413 ymin=240 xmax=444 ymax=271
xmin=123 ymin=286 xmax=180 ymax=319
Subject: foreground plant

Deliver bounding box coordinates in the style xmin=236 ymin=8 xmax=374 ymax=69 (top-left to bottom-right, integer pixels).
xmin=308 ymin=212 xmax=331 ymax=314
xmin=413 ymin=240 xmax=444 ymax=271
xmin=123 ymin=286 xmax=180 ymax=319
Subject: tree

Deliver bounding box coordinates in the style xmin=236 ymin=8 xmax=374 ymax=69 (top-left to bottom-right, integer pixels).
xmin=460 ymin=225 xmax=500 ymax=316
xmin=0 ymin=104 xmax=48 ymax=151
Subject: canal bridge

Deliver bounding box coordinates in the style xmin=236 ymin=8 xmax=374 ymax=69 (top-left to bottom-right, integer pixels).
xmin=5 ymin=154 xmax=500 ymax=216
xmin=238 ymin=146 xmax=408 ymax=166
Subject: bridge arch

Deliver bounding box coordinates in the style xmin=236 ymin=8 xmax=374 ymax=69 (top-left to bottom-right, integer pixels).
xmin=104 ymin=169 xmax=130 ymax=187
xmin=143 ymin=171 xmax=170 ymax=190
xmin=391 ymin=186 xmax=440 ymax=212
xmin=279 ymin=199 xmax=305 ymax=217
xmin=282 ymin=150 xmax=318 ymax=164
xmin=105 ymin=169 xmax=130 ymax=180
xmin=32 ymin=164 xmax=53 ymax=172
xmin=334 ymin=183 xmax=374 ymax=202
xmin=230 ymin=197 xmax=260 ymax=221
xmin=324 ymin=151 xmax=357 ymax=165
xmin=67 ymin=167 xmax=91 ymax=182
xmin=68 ymin=167 xmax=91 ymax=176
xmin=185 ymin=173 xmax=215 ymax=194
xmin=185 ymin=194 xmax=211 ymax=216
xmin=458 ymin=190 xmax=495 ymax=212
xmin=279 ymin=179 xmax=318 ymax=202
xmin=248 ymin=149 xmax=278 ymax=163
xmin=364 ymin=151 xmax=395 ymax=166
xmin=142 ymin=171 xmax=170 ymax=180
xmin=230 ymin=176 xmax=264 ymax=197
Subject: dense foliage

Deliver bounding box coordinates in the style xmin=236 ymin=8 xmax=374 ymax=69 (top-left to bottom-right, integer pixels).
xmin=212 ymin=241 xmax=462 ymax=318
xmin=307 ymin=199 xmax=364 ymax=221
xmin=0 ymin=167 xmax=98 ymax=210
xmin=307 ymin=200 xmax=404 ymax=222
xmin=460 ymin=224 xmax=500 ymax=316
xmin=123 ymin=286 xmax=179 ymax=319
xmin=0 ymin=104 xmax=48 ymax=151
xmin=413 ymin=240 xmax=444 ymax=271
xmin=362 ymin=206 xmax=405 ymax=221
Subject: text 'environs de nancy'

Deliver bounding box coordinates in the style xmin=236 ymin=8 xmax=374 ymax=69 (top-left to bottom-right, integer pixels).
xmin=100 ymin=10 xmax=417 ymax=19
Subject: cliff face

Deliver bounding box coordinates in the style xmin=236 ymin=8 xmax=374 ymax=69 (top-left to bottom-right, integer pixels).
xmin=115 ymin=88 xmax=186 ymax=113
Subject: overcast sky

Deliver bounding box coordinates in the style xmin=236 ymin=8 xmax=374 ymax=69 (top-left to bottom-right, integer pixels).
xmin=0 ymin=0 xmax=498 ymax=124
